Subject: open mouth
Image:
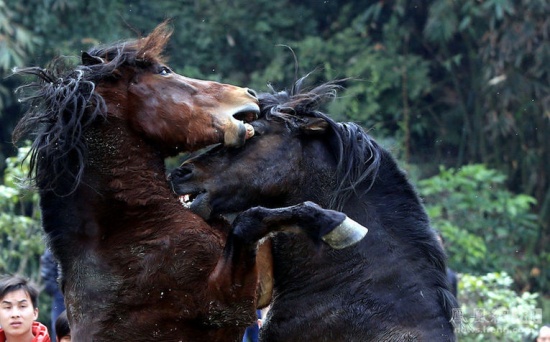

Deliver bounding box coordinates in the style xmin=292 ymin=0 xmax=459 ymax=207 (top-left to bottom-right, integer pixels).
xmin=177 ymin=191 xmax=212 ymax=219
xmin=178 ymin=192 xmax=238 ymax=223
xmin=177 ymin=191 xmax=208 ymax=211
xmin=232 ymin=104 xmax=259 ymax=139
xmin=178 ymin=193 xmax=200 ymax=209
xmin=233 ymin=108 xmax=258 ymax=123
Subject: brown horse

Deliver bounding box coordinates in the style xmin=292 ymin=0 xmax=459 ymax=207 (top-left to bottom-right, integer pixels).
xmin=12 ymin=22 xmax=262 ymax=341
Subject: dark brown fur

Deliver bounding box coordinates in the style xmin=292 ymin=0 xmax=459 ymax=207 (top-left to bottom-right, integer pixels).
xmin=13 ymin=22 xmax=259 ymax=341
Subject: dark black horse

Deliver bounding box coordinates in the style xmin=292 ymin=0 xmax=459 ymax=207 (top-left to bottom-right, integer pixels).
xmin=169 ymin=78 xmax=458 ymax=341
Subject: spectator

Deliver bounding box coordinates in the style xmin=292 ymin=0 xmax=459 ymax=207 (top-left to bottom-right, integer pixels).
xmin=54 ymin=310 xmax=70 ymax=342
xmin=537 ymin=325 xmax=550 ymax=342
xmin=40 ymin=249 xmax=65 ymax=341
xmin=0 ymin=274 xmax=51 ymax=342
xmin=242 ymin=310 xmax=262 ymax=342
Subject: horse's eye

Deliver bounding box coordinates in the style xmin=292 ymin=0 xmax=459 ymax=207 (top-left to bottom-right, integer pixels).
xmin=159 ymin=66 xmax=172 ymax=76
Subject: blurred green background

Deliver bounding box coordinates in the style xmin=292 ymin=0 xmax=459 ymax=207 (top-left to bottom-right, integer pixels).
xmin=1 ymin=0 xmax=548 ymax=340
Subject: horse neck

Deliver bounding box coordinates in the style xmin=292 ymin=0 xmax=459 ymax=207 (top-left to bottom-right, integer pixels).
xmin=47 ymin=119 xmax=219 ymax=338
xmin=340 ymin=150 xmax=449 ymax=289
xmin=358 ymin=151 xmax=430 ymax=232
xmin=284 ymin=140 xmax=339 ymax=209
xmin=330 ymin=150 xmax=438 ymax=269
xmin=84 ymin=119 xmax=173 ymax=207
xmin=43 ymin=118 xmax=179 ymax=260
xmin=271 ymin=150 xmax=452 ymax=330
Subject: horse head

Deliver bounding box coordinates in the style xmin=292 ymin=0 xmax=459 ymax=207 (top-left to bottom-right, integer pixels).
xmin=168 ymin=80 xmax=378 ymax=218
xmin=13 ymin=21 xmax=259 ymax=195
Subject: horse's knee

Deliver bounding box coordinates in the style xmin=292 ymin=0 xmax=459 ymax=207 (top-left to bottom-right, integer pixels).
xmin=232 ymin=206 xmax=270 ymax=241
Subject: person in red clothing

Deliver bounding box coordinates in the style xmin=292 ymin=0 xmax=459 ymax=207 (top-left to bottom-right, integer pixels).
xmin=0 ymin=274 xmax=50 ymax=342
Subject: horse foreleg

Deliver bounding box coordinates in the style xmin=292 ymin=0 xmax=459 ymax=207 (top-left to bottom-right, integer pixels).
xmin=205 ymin=231 xmax=261 ymax=329
xmin=255 ymin=239 xmax=274 ymax=308
xmin=231 ymin=201 xmax=368 ymax=249
xmin=205 ymin=224 xmax=273 ymax=327
xmin=204 ymin=201 xmax=367 ymax=328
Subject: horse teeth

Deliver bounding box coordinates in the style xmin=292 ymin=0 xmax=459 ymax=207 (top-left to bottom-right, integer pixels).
xmin=244 ymin=123 xmax=254 ymax=139
xmin=179 ymin=195 xmax=192 ymax=208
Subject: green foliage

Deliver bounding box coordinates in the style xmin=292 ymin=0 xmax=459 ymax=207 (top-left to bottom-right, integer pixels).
xmin=0 ymin=146 xmax=44 ymax=282
xmin=419 ymin=164 xmax=542 ymax=291
xmin=456 ymin=272 xmax=541 ymax=341
xmin=0 ymin=2 xmax=36 ymax=71
xmin=424 ymin=0 xmax=459 ymax=44
xmin=0 ymin=0 xmax=547 ymax=297
xmin=0 ymin=0 xmax=40 ymax=112
xmin=422 ymin=0 xmax=550 ymax=229
xmin=250 ymin=2 xmax=433 ymax=147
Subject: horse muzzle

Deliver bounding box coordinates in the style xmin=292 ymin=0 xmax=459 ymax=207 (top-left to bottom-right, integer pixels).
xmin=222 ymin=103 xmax=259 ymax=147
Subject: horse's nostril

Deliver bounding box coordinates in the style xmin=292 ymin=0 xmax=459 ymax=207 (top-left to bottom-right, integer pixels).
xmin=247 ymin=88 xmax=258 ymax=99
xmin=171 ymin=166 xmax=194 ymax=182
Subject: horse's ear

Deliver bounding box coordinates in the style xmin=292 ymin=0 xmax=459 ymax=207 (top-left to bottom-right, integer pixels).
xmin=300 ymin=118 xmax=329 ymax=136
xmin=82 ymin=52 xmax=105 ymax=66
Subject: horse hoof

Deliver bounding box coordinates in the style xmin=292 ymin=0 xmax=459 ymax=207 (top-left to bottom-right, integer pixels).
xmin=321 ymin=216 xmax=368 ymax=249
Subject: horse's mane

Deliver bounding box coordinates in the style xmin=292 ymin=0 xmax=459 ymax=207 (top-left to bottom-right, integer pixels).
xmin=259 ymin=78 xmax=458 ymax=320
xmin=258 ymin=76 xmax=381 ymax=211
xmin=12 ymin=22 xmax=173 ymax=195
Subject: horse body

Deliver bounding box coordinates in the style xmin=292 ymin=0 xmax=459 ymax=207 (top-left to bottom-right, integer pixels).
xmin=169 ymin=80 xmax=458 ymax=341
xmin=261 ymin=157 xmax=453 ymax=341
xmin=46 ymin=123 xmax=228 ymax=340
xmin=14 ymin=23 xmax=260 ymax=341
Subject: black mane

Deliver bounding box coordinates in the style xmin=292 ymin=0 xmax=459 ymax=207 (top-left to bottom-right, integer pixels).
xmin=12 ymin=23 xmax=172 ymax=195
xmin=258 ymin=77 xmax=381 ymax=211
xmin=258 ymin=78 xmax=457 ymax=321
xmin=12 ymin=61 xmax=106 ymax=195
